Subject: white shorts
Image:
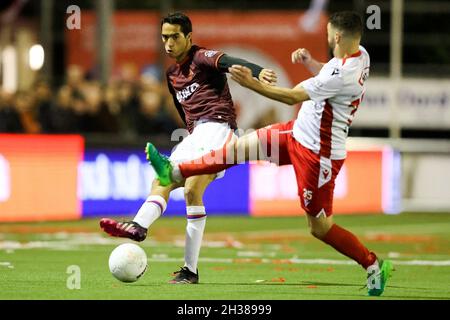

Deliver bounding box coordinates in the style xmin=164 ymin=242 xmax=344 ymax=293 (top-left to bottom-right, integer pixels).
xmin=170 ymin=121 xmax=236 ymax=179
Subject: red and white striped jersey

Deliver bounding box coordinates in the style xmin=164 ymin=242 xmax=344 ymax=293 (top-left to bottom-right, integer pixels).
xmin=293 ymin=45 xmax=370 ymax=160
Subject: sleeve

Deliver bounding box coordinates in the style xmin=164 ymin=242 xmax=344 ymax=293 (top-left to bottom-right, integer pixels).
xmin=166 ymin=75 xmax=186 ymax=126
xmin=217 ymin=54 xmax=264 ymax=78
xmin=300 ymin=63 xmax=344 ymax=103
xmin=195 ymin=49 xmax=226 ymax=71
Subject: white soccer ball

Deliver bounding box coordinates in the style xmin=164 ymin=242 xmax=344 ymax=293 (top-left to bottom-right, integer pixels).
xmin=108 ymin=243 xmax=148 ymax=283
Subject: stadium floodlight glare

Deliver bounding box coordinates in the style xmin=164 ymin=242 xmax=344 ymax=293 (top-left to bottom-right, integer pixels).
xmin=29 ymin=44 xmax=45 ymax=71
xmin=2 ymin=46 xmax=18 ymax=93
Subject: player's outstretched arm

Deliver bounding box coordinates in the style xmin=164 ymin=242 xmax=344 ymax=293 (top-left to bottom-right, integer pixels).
xmin=218 ymin=54 xmax=277 ymax=85
xmin=229 ymin=65 xmax=309 ymax=105
xmin=291 ymin=48 xmax=325 ymax=76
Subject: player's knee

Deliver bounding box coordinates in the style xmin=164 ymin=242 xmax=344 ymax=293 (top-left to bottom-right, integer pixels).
xmin=306 ymin=211 xmax=332 ymax=240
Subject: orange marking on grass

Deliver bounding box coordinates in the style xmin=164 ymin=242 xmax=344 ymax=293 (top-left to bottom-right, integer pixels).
xmin=270 ymin=277 xmax=286 ymax=283
xmin=281 ymin=245 xmax=296 ymax=253
xmin=233 ymin=258 xmax=263 ymax=264
xmin=364 ymin=234 xmax=434 ymax=243
xmin=273 ymin=266 xmax=300 ymax=272
xmin=272 ymin=259 xmax=293 ymax=264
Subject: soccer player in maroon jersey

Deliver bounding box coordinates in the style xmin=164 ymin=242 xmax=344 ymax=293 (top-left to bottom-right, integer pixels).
xmin=146 ymin=11 xmax=393 ymax=296
xmin=100 ymin=12 xmax=277 ymax=284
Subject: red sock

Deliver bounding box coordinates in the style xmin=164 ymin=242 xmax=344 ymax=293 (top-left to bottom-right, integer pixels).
xmin=322 ymin=224 xmax=377 ymax=269
xmin=180 ymin=159 xmax=234 ymax=177
xmin=179 ymin=143 xmax=237 ymax=178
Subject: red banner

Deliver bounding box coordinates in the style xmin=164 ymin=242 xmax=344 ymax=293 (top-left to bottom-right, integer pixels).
xmin=0 ymin=135 xmax=84 ymax=222
xmin=66 ymin=11 xmax=161 ymax=77
xmin=187 ymin=11 xmax=328 ymax=84
xmin=66 ymin=10 xmax=328 ymax=84
xmin=249 ymin=149 xmax=398 ymax=216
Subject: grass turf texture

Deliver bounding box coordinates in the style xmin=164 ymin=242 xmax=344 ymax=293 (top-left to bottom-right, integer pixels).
xmin=0 ymin=213 xmax=449 ymax=300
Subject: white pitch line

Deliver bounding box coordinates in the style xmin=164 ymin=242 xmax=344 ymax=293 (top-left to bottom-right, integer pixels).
xmin=0 ymin=262 xmax=14 ymax=269
xmin=148 ymin=257 xmax=450 ymax=266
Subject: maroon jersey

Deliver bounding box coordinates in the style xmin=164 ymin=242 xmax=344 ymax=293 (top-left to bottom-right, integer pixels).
xmin=166 ymin=45 xmax=237 ymax=133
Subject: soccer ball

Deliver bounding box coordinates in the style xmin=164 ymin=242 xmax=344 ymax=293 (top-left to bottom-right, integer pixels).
xmin=108 ymin=243 xmax=148 ymax=283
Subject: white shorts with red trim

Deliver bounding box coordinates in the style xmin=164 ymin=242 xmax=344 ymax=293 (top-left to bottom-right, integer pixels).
xmin=169 ymin=121 xmax=236 ymax=179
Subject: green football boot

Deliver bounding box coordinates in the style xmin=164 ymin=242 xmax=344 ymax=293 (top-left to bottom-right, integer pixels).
xmin=145 ymin=142 xmax=173 ymax=186
xmin=367 ymin=259 xmax=394 ymax=296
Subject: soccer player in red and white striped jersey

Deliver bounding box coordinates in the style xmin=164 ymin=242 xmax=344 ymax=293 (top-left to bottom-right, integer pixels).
xmin=147 ymin=11 xmax=393 ymax=296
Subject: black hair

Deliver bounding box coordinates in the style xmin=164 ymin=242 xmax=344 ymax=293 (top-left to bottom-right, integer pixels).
xmin=161 ymin=12 xmax=192 ymax=36
xmin=329 ymin=11 xmax=363 ymax=37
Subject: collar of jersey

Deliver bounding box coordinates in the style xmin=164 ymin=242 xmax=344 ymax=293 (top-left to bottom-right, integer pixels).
xmin=341 ymin=50 xmax=361 ymax=65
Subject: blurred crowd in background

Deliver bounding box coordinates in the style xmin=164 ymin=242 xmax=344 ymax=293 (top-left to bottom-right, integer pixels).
xmin=0 ymin=64 xmax=185 ymax=137
xmin=0 ymin=63 xmax=281 ymax=137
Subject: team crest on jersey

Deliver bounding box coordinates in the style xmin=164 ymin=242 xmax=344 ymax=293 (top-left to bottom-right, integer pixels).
xmin=204 ymin=50 xmax=218 ymax=58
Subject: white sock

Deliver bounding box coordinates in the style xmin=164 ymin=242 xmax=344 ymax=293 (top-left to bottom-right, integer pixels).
xmin=133 ymin=195 xmax=167 ymax=229
xmin=184 ymin=206 xmax=206 ymax=274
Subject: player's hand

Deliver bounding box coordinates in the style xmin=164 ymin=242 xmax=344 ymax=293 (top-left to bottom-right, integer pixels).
xmin=258 ymin=68 xmax=277 ymax=86
xmin=229 ymin=65 xmax=255 ymax=88
xmin=291 ymin=48 xmax=311 ymax=64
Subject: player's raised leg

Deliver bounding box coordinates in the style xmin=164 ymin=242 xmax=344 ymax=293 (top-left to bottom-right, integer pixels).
xmin=146 ymin=130 xmax=266 ymax=185
xmin=170 ymin=174 xmax=216 ymax=284
xmin=100 ymin=179 xmax=182 ymax=241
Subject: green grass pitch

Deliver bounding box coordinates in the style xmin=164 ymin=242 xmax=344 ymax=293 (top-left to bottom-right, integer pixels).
xmin=0 ymin=213 xmax=449 ymax=300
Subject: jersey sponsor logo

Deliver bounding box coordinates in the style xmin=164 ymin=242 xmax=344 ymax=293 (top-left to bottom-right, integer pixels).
xmin=176 ymin=82 xmax=200 ymax=103
xmin=204 ymin=50 xmax=218 ymax=58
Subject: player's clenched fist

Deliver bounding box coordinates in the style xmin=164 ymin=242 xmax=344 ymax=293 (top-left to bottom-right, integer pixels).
xmin=291 ymin=48 xmax=311 ymax=64
xmin=258 ymin=68 xmax=277 ymax=86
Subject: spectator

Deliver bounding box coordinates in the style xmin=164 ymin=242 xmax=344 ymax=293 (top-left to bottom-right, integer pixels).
xmin=14 ymin=91 xmax=41 ymax=133
xmin=0 ymin=90 xmax=23 ymax=133
xmin=49 ymin=85 xmax=78 ymax=133
xmin=117 ymin=80 xmax=140 ymax=136
xmin=34 ymin=80 xmax=53 ymax=133
xmin=82 ymin=81 xmax=119 ymax=133
xmin=136 ymin=87 xmax=178 ymax=136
